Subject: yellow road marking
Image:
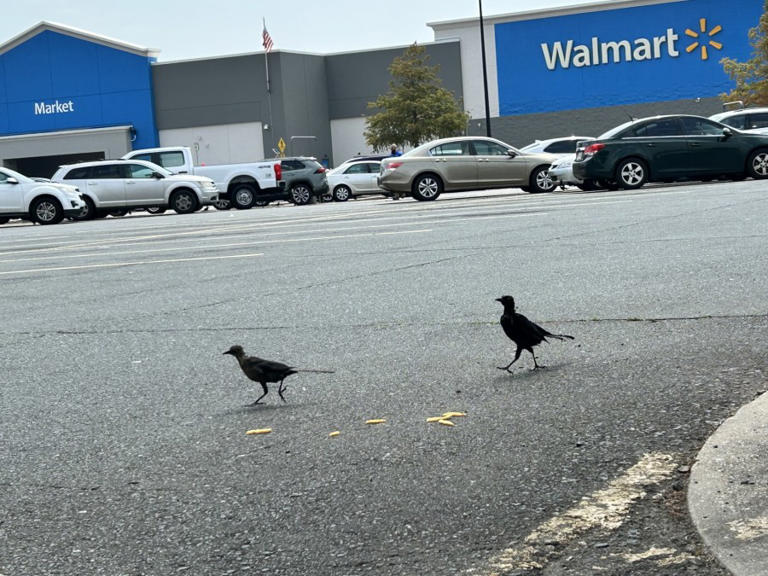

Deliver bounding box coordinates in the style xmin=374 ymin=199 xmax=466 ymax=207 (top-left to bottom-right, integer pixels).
xmin=483 ymin=453 xmax=677 ymax=575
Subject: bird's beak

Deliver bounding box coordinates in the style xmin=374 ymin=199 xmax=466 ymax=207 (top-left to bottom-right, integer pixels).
xmin=495 ymin=298 xmax=502 ymax=302
xmin=223 ymin=350 xmax=231 ymax=355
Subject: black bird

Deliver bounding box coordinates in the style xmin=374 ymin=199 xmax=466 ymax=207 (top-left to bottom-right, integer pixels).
xmin=223 ymin=345 xmax=333 ymax=404
xmin=496 ymin=296 xmax=574 ymax=371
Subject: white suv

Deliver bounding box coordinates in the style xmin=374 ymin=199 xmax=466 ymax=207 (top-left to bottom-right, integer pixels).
xmin=51 ymin=159 xmax=219 ymax=220
xmin=0 ymin=167 xmax=85 ymax=225
xmin=709 ymin=108 xmax=768 ymax=134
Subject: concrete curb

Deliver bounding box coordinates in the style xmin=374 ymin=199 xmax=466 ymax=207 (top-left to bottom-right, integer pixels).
xmin=688 ymin=390 xmax=768 ymax=576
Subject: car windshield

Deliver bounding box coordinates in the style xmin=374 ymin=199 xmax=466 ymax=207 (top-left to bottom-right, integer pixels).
xmin=144 ymin=163 xmax=172 ymax=177
xmin=0 ymin=167 xmax=32 ymax=183
xmin=598 ymin=120 xmax=637 ymax=139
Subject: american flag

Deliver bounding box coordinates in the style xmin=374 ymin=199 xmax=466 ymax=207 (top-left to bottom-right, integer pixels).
xmin=262 ymin=25 xmax=274 ymax=53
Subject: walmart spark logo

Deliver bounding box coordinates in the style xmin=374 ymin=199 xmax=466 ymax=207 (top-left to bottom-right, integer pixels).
xmin=685 ymin=18 xmax=723 ymax=60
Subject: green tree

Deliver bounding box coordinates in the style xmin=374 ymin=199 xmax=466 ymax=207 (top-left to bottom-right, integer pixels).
xmin=721 ymin=1 xmax=768 ymax=105
xmin=364 ymin=44 xmax=469 ymax=151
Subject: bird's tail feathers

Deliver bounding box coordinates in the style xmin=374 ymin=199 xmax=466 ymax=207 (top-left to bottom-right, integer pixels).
xmin=549 ymin=333 xmax=574 ymax=341
xmin=295 ymin=369 xmax=335 ymax=374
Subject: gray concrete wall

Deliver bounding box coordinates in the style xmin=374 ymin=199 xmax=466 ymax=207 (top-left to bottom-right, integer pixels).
xmin=152 ymin=55 xmax=267 ymax=129
xmin=325 ymin=41 xmax=464 ymax=119
xmin=275 ymin=52 xmax=331 ymax=161
xmin=469 ymin=97 xmax=726 ymax=147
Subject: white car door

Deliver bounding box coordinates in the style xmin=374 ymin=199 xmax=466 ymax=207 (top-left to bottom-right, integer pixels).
xmin=0 ymin=170 xmax=24 ymax=212
xmin=359 ymin=162 xmax=381 ymax=194
xmin=340 ymin=162 xmax=374 ymax=194
xmin=124 ymin=163 xmax=165 ymax=205
xmin=86 ymin=164 xmax=125 ymax=207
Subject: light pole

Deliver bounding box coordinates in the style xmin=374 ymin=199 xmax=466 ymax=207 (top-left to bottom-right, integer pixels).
xmin=479 ymin=0 xmax=492 ymax=137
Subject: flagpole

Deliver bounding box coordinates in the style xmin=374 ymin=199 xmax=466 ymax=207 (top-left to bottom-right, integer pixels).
xmin=263 ymin=18 xmax=274 ymax=153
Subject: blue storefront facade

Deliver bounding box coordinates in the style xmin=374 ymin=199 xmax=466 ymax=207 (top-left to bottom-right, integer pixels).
xmin=0 ymin=24 xmax=158 ymax=147
xmin=495 ymin=0 xmax=762 ymax=117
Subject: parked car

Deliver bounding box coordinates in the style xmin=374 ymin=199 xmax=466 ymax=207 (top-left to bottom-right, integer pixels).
xmin=51 ymin=159 xmax=219 ymax=219
xmin=536 ymin=138 xmax=597 ymax=189
xmin=273 ymin=157 xmax=329 ymax=205
xmin=122 ymin=146 xmax=282 ymax=210
xmin=0 ymin=166 xmax=84 ymax=225
xmin=709 ymin=107 xmax=768 ymax=135
xmin=520 ymin=136 xmax=594 ymax=156
xmin=378 ymin=136 xmax=557 ymax=200
xmin=572 ymin=114 xmax=768 ymax=190
xmin=326 ymin=159 xmax=385 ymax=201
xmin=337 ymin=154 xmax=388 ymax=167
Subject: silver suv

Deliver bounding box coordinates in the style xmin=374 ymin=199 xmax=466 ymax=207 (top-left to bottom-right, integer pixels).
xmin=52 ymin=160 xmax=219 ymax=219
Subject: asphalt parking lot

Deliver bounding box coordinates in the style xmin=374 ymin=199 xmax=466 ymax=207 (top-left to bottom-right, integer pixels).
xmin=1 ymin=183 xmax=767 ymax=575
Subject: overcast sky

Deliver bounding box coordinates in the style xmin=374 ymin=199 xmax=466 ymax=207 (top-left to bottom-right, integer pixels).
xmin=2 ymin=0 xmax=594 ymax=61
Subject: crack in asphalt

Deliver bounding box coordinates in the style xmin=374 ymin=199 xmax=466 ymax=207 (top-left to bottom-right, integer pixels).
xmin=0 ymin=313 xmax=764 ymax=338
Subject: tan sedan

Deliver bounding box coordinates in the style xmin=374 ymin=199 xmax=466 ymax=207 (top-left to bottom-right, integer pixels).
xmin=377 ymin=136 xmax=558 ymax=200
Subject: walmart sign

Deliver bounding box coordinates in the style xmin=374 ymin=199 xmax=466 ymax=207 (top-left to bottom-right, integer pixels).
xmin=495 ymin=0 xmax=761 ymax=115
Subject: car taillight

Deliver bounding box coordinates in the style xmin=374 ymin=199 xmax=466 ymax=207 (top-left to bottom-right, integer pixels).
xmin=315 ymin=167 xmax=327 ymax=174
xmin=583 ymin=143 xmax=605 ymax=156
xmin=274 ymin=162 xmax=282 ymax=181
xmin=386 ymin=161 xmax=403 ymax=170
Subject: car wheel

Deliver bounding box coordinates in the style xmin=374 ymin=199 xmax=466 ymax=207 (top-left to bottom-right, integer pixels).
xmin=411 ymin=173 xmax=442 ymax=201
xmin=170 ymin=189 xmax=199 ymax=214
xmin=529 ymin=166 xmax=555 ymax=193
xmin=746 ymin=149 xmax=768 ymax=179
xmin=146 ymin=206 xmax=166 ymax=214
xmin=109 ymin=210 xmax=129 ymax=217
xmin=320 ymin=192 xmax=333 ymax=203
xmin=231 ymin=184 xmax=256 ymax=209
xmin=31 ymin=196 xmax=64 ymax=225
xmin=73 ymin=196 xmax=97 ymax=221
xmin=214 ymin=198 xmax=231 ymax=210
xmin=290 ymin=184 xmax=313 ymax=205
xmin=616 ymin=158 xmax=647 ymax=189
xmin=333 ymin=185 xmax=351 ymax=202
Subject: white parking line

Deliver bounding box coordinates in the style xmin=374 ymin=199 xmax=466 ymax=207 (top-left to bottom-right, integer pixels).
xmin=0 ymin=252 xmax=265 ymax=276
xmin=0 ymin=229 xmax=434 ymax=265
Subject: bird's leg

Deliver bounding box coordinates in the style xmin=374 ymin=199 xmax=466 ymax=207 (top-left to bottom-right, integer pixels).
xmin=250 ymin=383 xmax=269 ymax=405
xmin=497 ymin=347 xmax=523 ymax=372
xmin=278 ymin=379 xmax=287 ymax=402
xmin=531 ymin=351 xmax=544 ymax=370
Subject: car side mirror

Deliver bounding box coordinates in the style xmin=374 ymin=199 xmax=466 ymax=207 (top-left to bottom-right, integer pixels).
xmin=5 ymin=177 xmax=19 ymax=184
xmin=506 ymin=149 xmax=517 ymax=158
xmin=722 ymin=127 xmax=733 ymax=139
xmin=152 ymin=172 xmax=165 ymax=179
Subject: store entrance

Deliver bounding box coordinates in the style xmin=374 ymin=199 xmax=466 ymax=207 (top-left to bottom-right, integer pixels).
xmin=5 ymin=152 xmax=105 ymax=179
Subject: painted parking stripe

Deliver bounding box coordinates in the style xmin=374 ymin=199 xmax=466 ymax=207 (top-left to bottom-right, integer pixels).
xmin=478 ymin=452 xmax=678 ymax=575
xmin=0 ymin=252 xmax=264 ymax=276
xmin=0 ymin=229 xmax=434 ymax=266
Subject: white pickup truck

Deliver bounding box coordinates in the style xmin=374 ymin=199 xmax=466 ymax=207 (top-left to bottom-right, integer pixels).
xmin=122 ymin=146 xmax=283 ymax=209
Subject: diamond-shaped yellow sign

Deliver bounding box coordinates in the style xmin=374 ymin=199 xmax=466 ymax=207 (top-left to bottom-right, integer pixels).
xmin=277 ymin=137 xmax=286 ymax=153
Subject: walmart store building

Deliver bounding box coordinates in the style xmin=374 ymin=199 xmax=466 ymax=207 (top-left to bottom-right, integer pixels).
xmin=0 ymin=0 xmax=762 ymax=177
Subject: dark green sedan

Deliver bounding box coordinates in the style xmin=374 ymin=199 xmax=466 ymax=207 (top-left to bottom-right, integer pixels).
xmin=572 ymin=115 xmax=768 ymax=189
